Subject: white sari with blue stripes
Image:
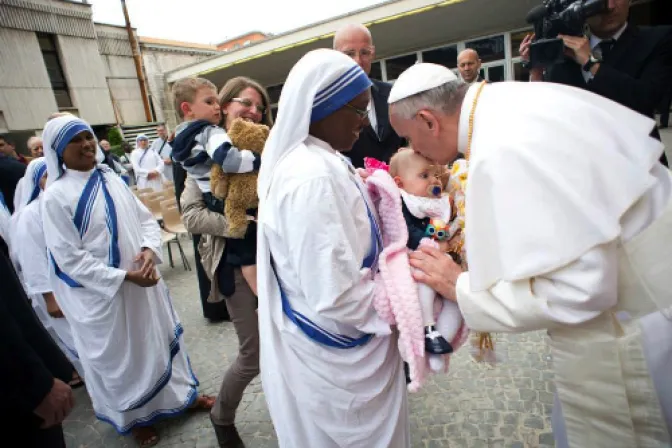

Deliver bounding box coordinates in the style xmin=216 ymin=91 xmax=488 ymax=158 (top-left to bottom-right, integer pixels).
xmin=258 ymin=137 xmax=409 ymax=448
xmin=9 ymin=197 xmax=84 ymax=377
xmin=41 ymin=166 xmax=197 ymax=434
xmin=130 ymin=147 xmax=164 ymax=191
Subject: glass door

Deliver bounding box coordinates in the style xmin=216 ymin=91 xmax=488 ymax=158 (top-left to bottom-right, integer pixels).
xmin=480 ymin=62 xmax=506 ymax=82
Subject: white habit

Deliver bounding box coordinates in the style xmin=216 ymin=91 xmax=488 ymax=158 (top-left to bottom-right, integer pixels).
xmin=257 ymin=49 xmax=409 ymax=447
xmin=10 ymin=198 xmax=84 ymax=376
xmin=131 ymin=147 xmax=164 ymax=191
xmin=449 ymin=81 xmax=672 ymax=446
xmin=41 ymin=116 xmax=198 ymax=434
xmin=150 ymin=137 xmax=173 ymax=182
xmin=0 ymin=192 xmax=10 ymax=246
xmin=8 ymin=157 xmax=84 ymax=375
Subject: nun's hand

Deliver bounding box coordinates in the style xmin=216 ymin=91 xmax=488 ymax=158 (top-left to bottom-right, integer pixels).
xmin=135 ymin=248 xmax=156 ymax=277
xmin=409 ymin=245 xmax=462 ymax=301
xmin=125 ymin=270 xmax=160 ymax=287
xmin=356 ymin=168 xmax=370 ymax=181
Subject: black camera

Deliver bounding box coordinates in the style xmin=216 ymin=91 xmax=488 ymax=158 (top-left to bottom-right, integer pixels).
xmin=525 ymin=0 xmax=608 ymax=68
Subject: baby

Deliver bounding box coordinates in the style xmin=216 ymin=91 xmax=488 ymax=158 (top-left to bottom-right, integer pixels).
xmin=171 ymin=77 xmax=259 ymax=295
xmin=389 ymin=148 xmax=463 ymax=355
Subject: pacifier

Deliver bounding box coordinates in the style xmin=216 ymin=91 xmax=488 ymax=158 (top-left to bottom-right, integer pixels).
xmin=428 ymin=185 xmax=442 ymax=197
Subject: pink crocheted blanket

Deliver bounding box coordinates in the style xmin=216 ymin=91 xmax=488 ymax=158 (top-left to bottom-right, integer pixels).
xmin=365 ymin=162 xmax=469 ymax=392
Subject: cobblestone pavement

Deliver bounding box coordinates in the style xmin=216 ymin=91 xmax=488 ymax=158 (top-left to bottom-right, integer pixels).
xmin=64 ymin=241 xmax=555 ymax=448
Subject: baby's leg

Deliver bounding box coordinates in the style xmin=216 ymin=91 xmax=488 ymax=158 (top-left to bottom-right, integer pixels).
xmin=241 ymin=265 xmax=258 ymax=297
xmin=435 ymin=300 xmax=462 ymax=342
xmin=416 ymin=273 xmax=453 ymax=355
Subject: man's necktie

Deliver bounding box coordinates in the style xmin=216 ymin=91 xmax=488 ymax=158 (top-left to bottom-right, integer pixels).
xmin=598 ymin=39 xmax=615 ymax=61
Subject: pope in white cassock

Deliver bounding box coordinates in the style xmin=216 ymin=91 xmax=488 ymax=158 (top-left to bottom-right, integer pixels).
xmin=257 ymin=49 xmax=409 ymax=447
xmin=131 ymin=134 xmax=164 ymax=191
xmin=388 ymin=63 xmax=672 ymax=447
xmin=40 ymin=115 xmax=213 ymax=446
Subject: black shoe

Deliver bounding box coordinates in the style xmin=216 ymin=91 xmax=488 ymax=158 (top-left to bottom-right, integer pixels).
xmin=424 ymin=326 xmax=453 ymax=354
xmin=210 ymin=416 xmax=245 ymax=448
xmin=404 ymin=362 xmax=411 ymax=384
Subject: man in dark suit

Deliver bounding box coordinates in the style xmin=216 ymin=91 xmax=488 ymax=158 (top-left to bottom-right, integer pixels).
xmin=0 ymin=149 xmax=27 ymax=213
xmin=521 ymin=0 xmax=672 ymax=160
xmin=0 ymin=236 xmax=75 ymax=446
xmin=457 ymin=49 xmax=485 ymax=85
xmin=334 ymin=24 xmax=405 ymax=168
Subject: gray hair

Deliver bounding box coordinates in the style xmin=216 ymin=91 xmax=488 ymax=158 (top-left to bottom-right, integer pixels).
xmin=391 ymin=80 xmax=468 ymax=120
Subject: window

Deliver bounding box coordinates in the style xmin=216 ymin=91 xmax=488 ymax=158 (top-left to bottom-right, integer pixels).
xmin=38 ymin=33 xmax=72 ymax=109
xmin=486 ymin=65 xmax=505 ymax=82
xmin=385 ymin=53 xmax=417 ymax=81
xmin=422 ymin=45 xmax=458 ymax=69
xmin=369 ymin=61 xmax=382 ymax=81
xmin=466 ymin=35 xmax=505 ymax=63
xmin=266 ymin=83 xmax=284 ymax=105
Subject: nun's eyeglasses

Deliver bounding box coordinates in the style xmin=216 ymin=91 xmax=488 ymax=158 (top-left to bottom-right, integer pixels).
xmin=344 ymin=103 xmax=370 ymax=120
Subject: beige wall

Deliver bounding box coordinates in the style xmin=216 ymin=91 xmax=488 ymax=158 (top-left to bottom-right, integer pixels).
xmin=95 ymin=23 xmax=147 ymax=125
xmin=143 ymin=49 xmax=217 ymax=129
xmin=57 ymin=35 xmax=115 ymax=126
xmin=0 ymin=28 xmax=58 ymax=132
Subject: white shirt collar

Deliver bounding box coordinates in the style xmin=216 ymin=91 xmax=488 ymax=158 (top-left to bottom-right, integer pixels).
xmin=589 ymin=22 xmax=628 ymax=50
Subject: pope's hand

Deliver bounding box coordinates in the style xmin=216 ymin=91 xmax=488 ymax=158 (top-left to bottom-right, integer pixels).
xmin=409 ymin=245 xmax=462 ymax=301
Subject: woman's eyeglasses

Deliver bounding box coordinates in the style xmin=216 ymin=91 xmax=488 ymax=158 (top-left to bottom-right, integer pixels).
xmin=230 ymin=97 xmax=265 ymax=114
xmin=344 ymin=103 xmax=370 ymax=120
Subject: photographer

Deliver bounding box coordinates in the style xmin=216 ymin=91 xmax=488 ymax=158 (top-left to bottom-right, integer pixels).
xmin=520 ymin=0 xmax=672 ymax=147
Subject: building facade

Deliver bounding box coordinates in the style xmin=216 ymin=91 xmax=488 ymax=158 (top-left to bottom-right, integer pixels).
xmin=165 ymin=0 xmax=665 ymax=121
xmin=216 ymin=31 xmax=268 ymax=52
xmin=0 ymin=0 xmax=223 ymax=151
xmin=0 ymin=0 xmax=115 ymax=135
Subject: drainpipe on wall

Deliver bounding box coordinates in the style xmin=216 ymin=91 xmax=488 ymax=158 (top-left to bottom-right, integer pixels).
xmin=121 ymin=0 xmax=153 ymax=123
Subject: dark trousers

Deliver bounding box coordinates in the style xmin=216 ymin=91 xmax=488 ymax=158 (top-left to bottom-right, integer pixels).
xmin=2 ymin=417 xmax=66 ymax=447
xmin=192 ymin=235 xmax=230 ymax=322
xmin=660 ymin=89 xmax=671 ymax=128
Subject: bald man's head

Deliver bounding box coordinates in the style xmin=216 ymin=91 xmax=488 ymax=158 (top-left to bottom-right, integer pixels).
xmin=333 ymin=24 xmax=375 ymax=75
xmin=457 ymin=49 xmax=481 ymax=83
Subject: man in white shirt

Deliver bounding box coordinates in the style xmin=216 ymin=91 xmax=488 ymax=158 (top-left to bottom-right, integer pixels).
xmin=149 ymin=124 xmax=173 ymax=182
xmin=388 ymin=62 xmax=672 ymax=447
xmin=333 ymin=24 xmax=405 ymax=168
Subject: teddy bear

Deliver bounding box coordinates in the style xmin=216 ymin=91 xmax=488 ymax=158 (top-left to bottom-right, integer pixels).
xmin=209 ymin=118 xmax=269 ymax=238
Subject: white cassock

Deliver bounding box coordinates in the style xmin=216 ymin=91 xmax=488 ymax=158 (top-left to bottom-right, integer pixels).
xmin=452 ymin=82 xmax=672 ymax=446
xmin=42 ymin=166 xmax=197 ymax=433
xmin=9 ymin=198 xmax=84 ymax=376
xmin=131 ymin=148 xmax=164 ymax=191
xmin=150 ymin=138 xmax=173 ymax=182
xmin=259 ymin=136 xmax=408 ymax=447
